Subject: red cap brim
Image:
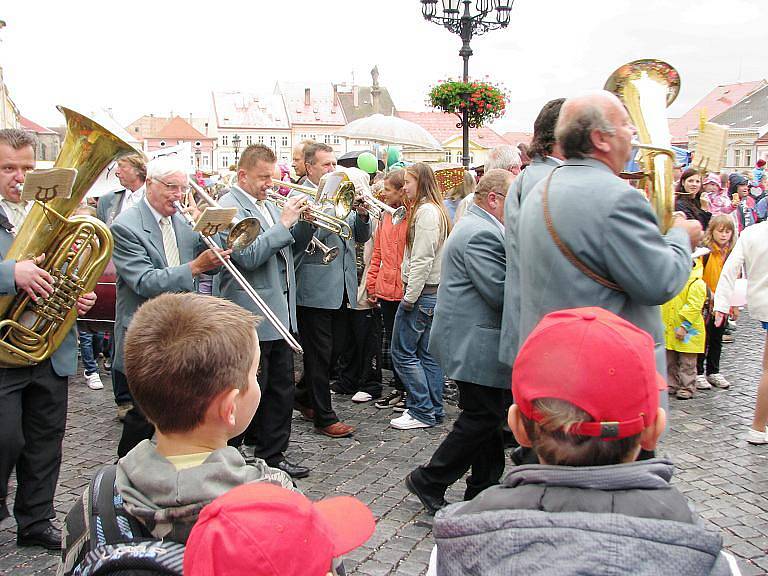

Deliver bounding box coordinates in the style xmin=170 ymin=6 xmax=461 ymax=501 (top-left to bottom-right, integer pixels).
xmin=315 ymin=496 xmax=376 ymax=557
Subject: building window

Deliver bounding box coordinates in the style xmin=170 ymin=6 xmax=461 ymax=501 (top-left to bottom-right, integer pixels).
xmin=333 ymin=135 xmax=340 ymax=145
xmin=444 ymin=151 xmax=451 ymax=163
xmin=203 ymin=155 xmax=209 ymax=167
xmin=734 ymin=149 xmax=741 ymax=167
xmin=246 ymin=135 xmax=252 ymax=146
xmin=270 ymin=136 xmax=277 ymax=146
xmin=282 ymin=136 xmax=289 ymax=147
xmin=324 ymin=134 xmax=332 ymax=145
xmin=221 ymin=135 xmax=228 ymax=146
xmin=744 ymin=149 xmax=752 ymax=167
xmin=258 ymin=135 xmax=264 ymax=144
xmin=221 ymin=155 xmax=230 ymax=168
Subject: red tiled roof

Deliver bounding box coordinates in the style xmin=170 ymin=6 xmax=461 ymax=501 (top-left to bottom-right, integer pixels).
xmin=19 ymin=116 xmax=57 ymax=134
xmin=280 ymin=82 xmax=345 ymax=126
xmin=396 ymin=111 xmax=508 ymax=149
xmin=502 ymin=131 xmax=533 ymax=145
xmin=670 ymin=80 xmax=766 ymax=144
xmin=155 ymin=116 xmax=210 ymax=140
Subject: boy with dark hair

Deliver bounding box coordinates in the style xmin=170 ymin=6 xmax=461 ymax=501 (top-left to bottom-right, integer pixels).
xmin=432 ymin=307 xmax=735 ymax=576
xmin=58 ymin=293 xmax=293 ymax=575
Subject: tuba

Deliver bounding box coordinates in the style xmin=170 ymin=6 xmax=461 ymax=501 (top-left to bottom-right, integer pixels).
xmin=604 ymin=59 xmax=681 ymax=233
xmin=0 ymin=106 xmax=139 ymax=367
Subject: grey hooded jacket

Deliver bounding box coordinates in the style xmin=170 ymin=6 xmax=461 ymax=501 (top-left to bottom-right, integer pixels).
xmin=434 ymin=459 xmax=730 ymax=576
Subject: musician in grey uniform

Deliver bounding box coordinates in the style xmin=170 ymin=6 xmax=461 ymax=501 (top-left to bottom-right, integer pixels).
xmin=217 ymin=144 xmax=313 ymax=479
xmin=0 ymin=129 xmax=96 ymax=550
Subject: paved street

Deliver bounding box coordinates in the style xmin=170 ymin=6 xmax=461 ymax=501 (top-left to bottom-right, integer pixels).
xmin=2 ymin=313 xmax=768 ymax=575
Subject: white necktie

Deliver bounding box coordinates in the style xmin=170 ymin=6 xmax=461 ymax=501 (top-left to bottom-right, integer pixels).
xmin=256 ymin=200 xmax=275 ymax=228
xmin=160 ymin=217 xmax=180 ymax=267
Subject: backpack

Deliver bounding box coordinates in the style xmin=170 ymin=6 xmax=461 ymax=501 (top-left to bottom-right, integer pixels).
xmin=70 ymin=465 xmax=184 ymax=576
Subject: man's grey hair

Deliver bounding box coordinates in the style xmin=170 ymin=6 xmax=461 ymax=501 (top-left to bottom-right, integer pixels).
xmin=304 ymin=142 xmax=333 ymax=165
xmin=555 ymin=100 xmax=616 ymax=159
xmin=0 ymin=129 xmax=37 ymax=152
xmin=146 ymin=156 xmax=188 ymax=181
xmin=485 ymin=145 xmax=521 ymax=172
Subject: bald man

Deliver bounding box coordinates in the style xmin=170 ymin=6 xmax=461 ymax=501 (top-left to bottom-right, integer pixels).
xmin=512 ymin=90 xmax=701 ymax=379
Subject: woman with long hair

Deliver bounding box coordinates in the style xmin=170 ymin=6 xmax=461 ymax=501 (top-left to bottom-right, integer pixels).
xmin=443 ymin=171 xmax=476 ymax=223
xmin=675 ymin=168 xmax=711 ymax=230
xmin=390 ymin=163 xmax=451 ymax=430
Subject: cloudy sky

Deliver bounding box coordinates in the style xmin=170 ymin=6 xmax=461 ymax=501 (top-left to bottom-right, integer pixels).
xmin=1 ymin=0 xmax=763 ymax=133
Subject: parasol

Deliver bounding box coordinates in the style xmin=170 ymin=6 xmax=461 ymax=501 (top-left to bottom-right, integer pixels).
xmin=336 ymin=114 xmax=442 ymax=150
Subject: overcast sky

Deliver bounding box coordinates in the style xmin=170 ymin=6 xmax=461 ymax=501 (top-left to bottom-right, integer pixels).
xmin=1 ymin=0 xmax=764 ymax=133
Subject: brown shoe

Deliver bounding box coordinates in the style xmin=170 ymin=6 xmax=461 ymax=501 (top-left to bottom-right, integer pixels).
xmin=295 ymin=404 xmax=315 ymax=422
xmin=315 ymin=422 xmax=355 ymax=438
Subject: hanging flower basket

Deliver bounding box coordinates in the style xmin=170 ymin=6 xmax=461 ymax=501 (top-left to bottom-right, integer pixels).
xmin=427 ymin=80 xmax=508 ymax=127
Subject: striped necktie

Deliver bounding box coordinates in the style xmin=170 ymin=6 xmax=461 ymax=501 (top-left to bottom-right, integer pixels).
xmin=159 ymin=217 xmax=180 ymax=267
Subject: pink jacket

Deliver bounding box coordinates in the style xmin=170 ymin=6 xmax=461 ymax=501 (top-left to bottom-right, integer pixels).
xmin=366 ymin=211 xmax=407 ymax=302
xmin=706 ymin=190 xmax=735 ymax=217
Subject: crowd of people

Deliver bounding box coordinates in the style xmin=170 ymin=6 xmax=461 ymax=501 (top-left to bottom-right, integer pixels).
xmin=0 ymin=84 xmax=765 ymax=574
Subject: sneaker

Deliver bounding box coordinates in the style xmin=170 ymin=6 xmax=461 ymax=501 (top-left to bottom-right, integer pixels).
xmin=722 ymin=333 xmax=735 ymax=344
xmin=695 ymin=375 xmax=711 ymax=390
xmin=390 ymin=411 xmax=432 ymax=430
xmin=351 ymin=391 xmax=373 ymax=403
xmin=85 ymin=372 xmax=103 ymax=390
xmin=746 ymin=428 xmax=768 ymax=445
xmin=375 ymin=390 xmax=403 ymax=410
xmin=707 ymin=373 xmax=731 ymax=389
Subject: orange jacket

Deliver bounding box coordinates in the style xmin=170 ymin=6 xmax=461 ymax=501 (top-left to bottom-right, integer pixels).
xmin=366 ymin=211 xmax=407 ymax=301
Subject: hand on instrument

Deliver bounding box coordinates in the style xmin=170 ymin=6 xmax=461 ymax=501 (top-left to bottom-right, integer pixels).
xmin=354 ymin=195 xmax=369 ymax=218
xmin=190 ymin=248 xmax=233 ymax=276
xmin=76 ymin=291 xmax=97 ymax=316
xmin=670 ymin=216 xmax=703 ymax=249
xmin=14 ymin=254 xmax=54 ymax=302
xmin=280 ymin=196 xmax=309 ymax=228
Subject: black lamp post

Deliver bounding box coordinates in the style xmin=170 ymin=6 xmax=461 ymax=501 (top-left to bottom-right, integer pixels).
xmin=421 ymin=0 xmax=514 ymax=167
xmin=194 ymin=147 xmax=201 ymax=170
xmin=232 ymin=133 xmax=241 ymax=165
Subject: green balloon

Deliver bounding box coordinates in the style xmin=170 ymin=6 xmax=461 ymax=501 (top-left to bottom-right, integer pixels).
xmin=357 ymin=152 xmax=378 ymax=174
xmin=386 ymin=147 xmax=401 ymax=167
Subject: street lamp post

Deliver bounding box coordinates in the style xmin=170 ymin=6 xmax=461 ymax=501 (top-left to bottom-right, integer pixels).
xmin=421 ymin=0 xmax=514 ymax=168
xmin=232 ymin=133 xmax=241 ymax=165
xmin=194 ymin=147 xmax=201 ymax=170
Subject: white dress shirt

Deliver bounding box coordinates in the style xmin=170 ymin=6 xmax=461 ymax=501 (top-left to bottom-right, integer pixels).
xmin=0 ymin=199 xmax=30 ymax=232
xmin=144 ymin=198 xmax=180 ymax=263
xmin=121 ymin=184 xmax=146 ymax=215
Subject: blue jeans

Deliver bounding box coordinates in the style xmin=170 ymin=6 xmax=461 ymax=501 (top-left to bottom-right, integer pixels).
xmin=78 ymin=328 xmax=98 ymax=376
xmin=391 ymin=293 xmax=444 ymax=425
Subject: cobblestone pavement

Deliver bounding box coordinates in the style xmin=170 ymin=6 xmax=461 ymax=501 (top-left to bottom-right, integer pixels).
xmin=2 ymin=313 xmax=768 ymax=575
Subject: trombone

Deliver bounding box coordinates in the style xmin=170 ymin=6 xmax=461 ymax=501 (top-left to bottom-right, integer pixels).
xmin=358 ymin=190 xmax=406 ymax=225
xmin=178 ymin=179 xmax=303 ymax=354
xmin=187 ymin=179 xmax=261 ymax=250
xmin=268 ymin=179 xmax=354 ymax=240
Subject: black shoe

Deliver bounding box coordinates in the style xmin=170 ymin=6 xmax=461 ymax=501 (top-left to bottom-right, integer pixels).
xmin=274 ymin=459 xmax=310 ymax=479
xmin=405 ymin=472 xmax=448 ymax=515
xmin=17 ymin=523 xmax=62 ymax=550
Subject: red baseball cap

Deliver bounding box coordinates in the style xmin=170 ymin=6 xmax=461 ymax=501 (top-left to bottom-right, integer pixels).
xmin=184 ymin=483 xmax=376 ymax=576
xmin=512 ymin=307 xmax=666 ymax=440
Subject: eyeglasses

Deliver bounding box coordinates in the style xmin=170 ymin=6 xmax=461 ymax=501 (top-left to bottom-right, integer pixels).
xmin=155 ymin=178 xmax=190 ymax=194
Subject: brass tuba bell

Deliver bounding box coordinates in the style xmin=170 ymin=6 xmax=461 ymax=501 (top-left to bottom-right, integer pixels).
xmin=0 ymin=107 xmax=140 ymax=367
xmin=605 ymin=59 xmax=681 ymax=233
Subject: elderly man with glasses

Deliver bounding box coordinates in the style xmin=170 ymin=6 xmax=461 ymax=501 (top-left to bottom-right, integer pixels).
xmin=110 ymin=156 xmax=231 ymax=456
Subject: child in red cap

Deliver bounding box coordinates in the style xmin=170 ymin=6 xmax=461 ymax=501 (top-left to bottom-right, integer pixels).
xmin=431 ymin=307 xmax=735 ymax=576
xmin=184 ymin=483 xmax=375 ymax=576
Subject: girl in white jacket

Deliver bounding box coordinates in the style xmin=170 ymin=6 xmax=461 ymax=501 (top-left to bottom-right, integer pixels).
xmin=714 ymin=221 xmax=768 ymax=444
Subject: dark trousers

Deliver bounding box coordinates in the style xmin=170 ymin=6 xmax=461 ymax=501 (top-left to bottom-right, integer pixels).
xmin=336 ymin=308 xmax=383 ymax=397
xmin=698 ymin=314 xmax=726 ymax=375
xmin=117 ymin=403 xmax=155 ymax=458
xmin=230 ymin=339 xmax=294 ymax=465
xmin=295 ymin=304 xmax=350 ymax=427
xmin=112 ymin=368 xmax=132 ymax=406
xmin=0 ymin=361 xmax=67 ymax=531
xmin=413 ymin=381 xmax=511 ymax=501
xmin=380 ymin=299 xmax=404 ymax=391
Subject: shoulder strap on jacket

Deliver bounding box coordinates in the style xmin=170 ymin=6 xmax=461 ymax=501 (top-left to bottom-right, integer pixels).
xmin=541 ymin=166 xmax=625 ymax=293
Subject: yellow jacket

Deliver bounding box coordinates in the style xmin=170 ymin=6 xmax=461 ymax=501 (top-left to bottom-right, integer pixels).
xmin=662 ymin=259 xmax=707 ymax=353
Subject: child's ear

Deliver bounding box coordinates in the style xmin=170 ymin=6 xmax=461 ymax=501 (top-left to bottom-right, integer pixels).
xmin=508 ymin=405 xmax=533 ymax=448
xmin=640 ymin=407 xmax=667 ymax=451
xmin=217 ymin=388 xmax=241 ymax=428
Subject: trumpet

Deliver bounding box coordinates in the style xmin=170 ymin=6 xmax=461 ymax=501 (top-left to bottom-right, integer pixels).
xmin=175 ymin=183 xmax=303 ymax=354
xmin=267 ymin=188 xmax=352 ymax=240
xmin=305 ymin=237 xmax=339 ymax=264
xmin=358 ymin=191 xmax=406 ymax=225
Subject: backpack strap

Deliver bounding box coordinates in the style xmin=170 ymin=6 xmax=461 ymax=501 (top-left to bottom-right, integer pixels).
xmin=541 ymin=167 xmax=625 ymax=293
xmin=89 ymin=464 xmax=149 ymax=548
